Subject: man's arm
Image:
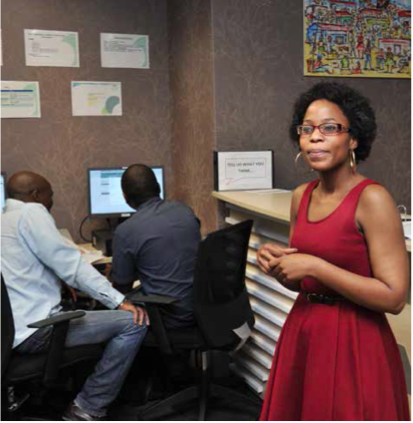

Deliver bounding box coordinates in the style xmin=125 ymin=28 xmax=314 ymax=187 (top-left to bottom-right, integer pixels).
xmin=19 ymin=204 xmax=124 ymax=310
xmin=110 ymin=229 xmax=137 ymax=294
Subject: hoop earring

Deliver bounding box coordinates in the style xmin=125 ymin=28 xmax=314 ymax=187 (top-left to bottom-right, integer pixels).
xmin=349 ymin=149 xmax=356 ymax=172
xmin=295 ymin=152 xmax=302 ymax=167
xmin=295 ymin=151 xmax=314 ymax=172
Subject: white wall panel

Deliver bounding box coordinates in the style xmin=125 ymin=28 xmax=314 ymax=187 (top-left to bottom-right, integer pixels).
xmin=225 ymin=206 xmax=298 ymax=397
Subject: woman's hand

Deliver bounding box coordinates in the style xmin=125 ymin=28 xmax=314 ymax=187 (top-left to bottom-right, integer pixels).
xmin=269 ymin=254 xmax=320 ymax=289
xmin=257 ymin=243 xmax=298 ymax=275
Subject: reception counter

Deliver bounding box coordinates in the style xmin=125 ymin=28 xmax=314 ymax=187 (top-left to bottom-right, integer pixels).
xmin=212 ymin=189 xmax=411 ymax=396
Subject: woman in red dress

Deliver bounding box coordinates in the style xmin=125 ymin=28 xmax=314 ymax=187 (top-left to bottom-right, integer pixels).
xmin=258 ymin=82 xmax=409 ymax=421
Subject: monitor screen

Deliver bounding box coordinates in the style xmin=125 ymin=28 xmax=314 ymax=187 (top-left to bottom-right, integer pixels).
xmin=88 ymin=167 xmax=164 ymax=217
xmin=1 ymin=173 xmax=6 ymax=213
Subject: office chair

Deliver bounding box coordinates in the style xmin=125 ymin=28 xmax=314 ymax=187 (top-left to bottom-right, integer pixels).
xmin=129 ymin=220 xmax=262 ymax=420
xmin=1 ymin=275 xmax=104 ymax=420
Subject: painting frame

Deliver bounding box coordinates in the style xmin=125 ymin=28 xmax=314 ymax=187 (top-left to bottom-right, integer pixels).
xmin=303 ymin=0 xmax=411 ymax=78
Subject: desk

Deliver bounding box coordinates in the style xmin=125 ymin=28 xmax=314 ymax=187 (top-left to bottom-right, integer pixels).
xmin=78 ymin=243 xmax=112 ymax=265
xmin=213 ymin=190 xmax=411 ymax=396
xmin=59 ymin=229 xmax=112 ymax=265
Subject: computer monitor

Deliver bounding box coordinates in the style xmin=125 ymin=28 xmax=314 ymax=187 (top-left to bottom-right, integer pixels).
xmin=1 ymin=172 xmax=6 ymax=213
xmin=88 ymin=166 xmax=165 ymax=217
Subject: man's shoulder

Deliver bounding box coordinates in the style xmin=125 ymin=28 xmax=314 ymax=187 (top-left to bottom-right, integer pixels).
xmin=116 ymin=200 xmax=197 ymax=234
xmin=25 ymin=202 xmax=48 ymax=212
xmin=114 ymin=211 xmax=145 ymax=241
xmin=163 ymin=200 xmax=196 ymax=216
xmin=4 ymin=201 xmax=49 ymax=222
xmin=21 ymin=202 xmax=51 ymax=222
xmin=140 ymin=199 xmax=196 ymax=220
xmin=160 ymin=201 xmax=200 ymax=226
xmin=115 ymin=218 xmax=135 ymax=237
xmin=2 ymin=202 xmax=54 ymax=241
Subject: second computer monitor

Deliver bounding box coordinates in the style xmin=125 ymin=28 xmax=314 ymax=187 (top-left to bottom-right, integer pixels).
xmin=88 ymin=166 xmax=164 ymax=217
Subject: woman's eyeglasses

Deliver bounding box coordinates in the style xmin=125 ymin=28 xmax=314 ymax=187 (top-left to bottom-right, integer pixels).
xmin=297 ymin=123 xmax=351 ymax=136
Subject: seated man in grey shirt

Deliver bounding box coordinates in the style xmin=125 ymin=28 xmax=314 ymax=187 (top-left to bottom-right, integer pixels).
xmin=111 ymin=164 xmax=201 ymax=328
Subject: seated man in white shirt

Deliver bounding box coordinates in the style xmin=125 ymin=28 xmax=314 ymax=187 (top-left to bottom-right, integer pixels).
xmin=1 ymin=171 xmax=149 ymax=421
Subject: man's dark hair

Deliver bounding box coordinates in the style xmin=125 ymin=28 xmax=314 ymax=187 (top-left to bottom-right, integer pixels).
xmin=121 ymin=164 xmax=160 ymax=209
xmin=289 ymin=82 xmax=376 ymax=163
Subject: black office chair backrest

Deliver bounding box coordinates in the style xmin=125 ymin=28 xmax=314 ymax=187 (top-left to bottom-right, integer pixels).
xmin=2 ymin=275 xmax=15 ymax=378
xmin=193 ymin=220 xmax=255 ymax=350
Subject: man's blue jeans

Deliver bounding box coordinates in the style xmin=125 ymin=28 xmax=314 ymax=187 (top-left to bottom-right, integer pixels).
xmin=16 ymin=310 xmax=147 ymax=417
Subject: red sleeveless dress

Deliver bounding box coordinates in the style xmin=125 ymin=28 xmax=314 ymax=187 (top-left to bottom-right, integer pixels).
xmin=260 ymin=179 xmax=409 ymax=421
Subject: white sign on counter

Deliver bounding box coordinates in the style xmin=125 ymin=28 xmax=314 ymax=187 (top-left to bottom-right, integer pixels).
xmin=214 ymin=151 xmax=274 ymax=191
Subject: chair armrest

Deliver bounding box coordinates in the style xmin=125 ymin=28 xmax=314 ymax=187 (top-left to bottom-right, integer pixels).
xmin=27 ymin=311 xmax=86 ymax=387
xmin=144 ymin=304 xmax=174 ymax=355
xmin=27 ymin=311 xmax=86 ymax=329
xmin=127 ymin=294 xmax=179 ymax=306
xmin=127 ymin=292 xmax=179 ymax=355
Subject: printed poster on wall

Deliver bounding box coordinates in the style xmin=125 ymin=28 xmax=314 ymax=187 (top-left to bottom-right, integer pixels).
xmin=1 ymin=81 xmax=41 ymax=118
xmin=303 ymin=0 xmax=411 ymax=78
xmin=71 ymin=81 xmax=122 ymax=116
xmin=100 ymin=33 xmax=150 ymax=68
xmin=24 ymin=29 xmax=80 ymax=67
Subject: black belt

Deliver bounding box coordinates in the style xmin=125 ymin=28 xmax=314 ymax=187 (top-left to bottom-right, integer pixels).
xmin=304 ymin=292 xmax=345 ymax=306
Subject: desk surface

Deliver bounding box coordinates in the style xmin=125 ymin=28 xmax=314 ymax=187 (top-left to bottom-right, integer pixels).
xmin=213 ymin=190 xmax=411 ymax=253
xmin=78 ymin=243 xmax=112 ymax=265
xmin=213 ymin=190 xmax=292 ymax=223
xmin=59 ymin=229 xmax=112 ymax=264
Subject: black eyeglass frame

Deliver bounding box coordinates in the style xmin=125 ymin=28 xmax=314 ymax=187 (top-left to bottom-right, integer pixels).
xmin=297 ymin=123 xmax=351 ymax=136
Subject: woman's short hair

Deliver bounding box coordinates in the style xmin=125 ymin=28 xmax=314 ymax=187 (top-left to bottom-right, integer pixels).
xmin=289 ymin=82 xmax=376 ymax=162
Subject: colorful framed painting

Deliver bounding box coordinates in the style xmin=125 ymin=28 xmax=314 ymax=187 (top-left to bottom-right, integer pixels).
xmin=304 ymin=0 xmax=411 ymax=78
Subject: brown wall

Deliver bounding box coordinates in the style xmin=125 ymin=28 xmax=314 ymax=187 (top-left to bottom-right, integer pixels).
xmin=168 ymin=0 xmax=218 ymax=234
xmin=2 ymin=0 xmax=172 ymax=241
xmin=212 ymin=0 xmax=411 ymax=210
xmin=2 ymin=0 xmax=411 ymax=242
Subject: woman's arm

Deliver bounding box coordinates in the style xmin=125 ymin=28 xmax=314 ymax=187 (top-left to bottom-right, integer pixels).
xmin=288 ymin=183 xmax=307 ymax=244
xmin=256 ymin=184 xmax=307 ymax=291
xmin=271 ymin=185 xmax=409 ymax=314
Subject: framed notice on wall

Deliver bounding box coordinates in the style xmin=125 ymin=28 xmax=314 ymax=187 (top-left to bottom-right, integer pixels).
xmin=1 ymin=81 xmax=41 ymax=118
xmin=213 ymin=151 xmax=274 ymax=192
xmin=24 ymin=29 xmax=80 ymax=67
xmin=71 ymin=82 xmax=122 ymax=116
